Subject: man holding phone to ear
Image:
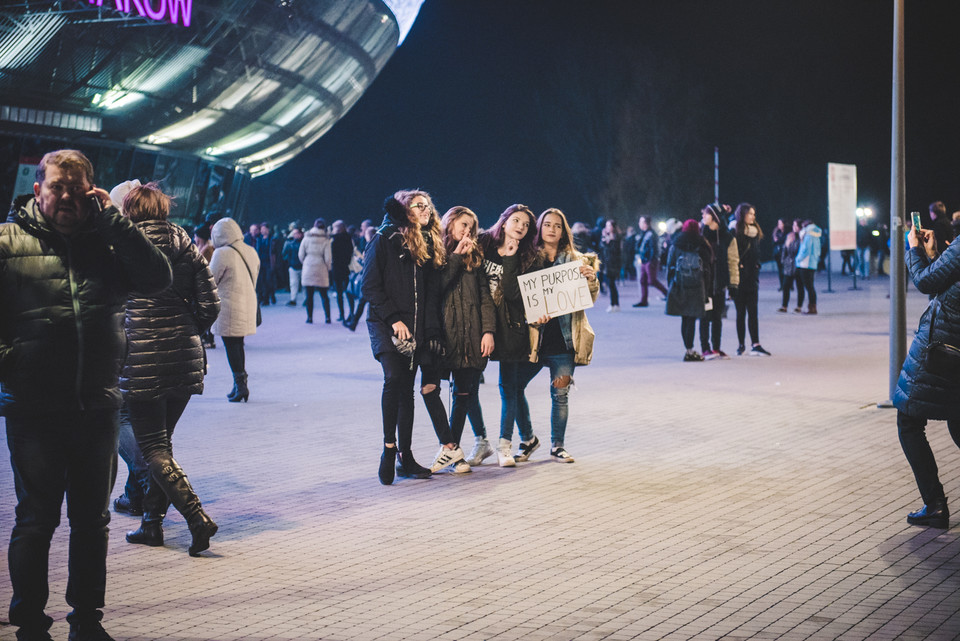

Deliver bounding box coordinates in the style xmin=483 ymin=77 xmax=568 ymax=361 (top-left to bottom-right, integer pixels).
xmin=0 ymin=149 xmax=171 ymax=641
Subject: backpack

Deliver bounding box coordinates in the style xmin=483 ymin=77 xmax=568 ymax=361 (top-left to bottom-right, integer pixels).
xmin=675 ymin=249 xmax=703 ymax=290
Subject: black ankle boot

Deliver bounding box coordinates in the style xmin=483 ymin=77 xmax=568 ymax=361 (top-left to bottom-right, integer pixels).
xmin=379 ymin=445 xmax=397 ymax=485
xmin=187 ymin=510 xmax=218 ymax=557
xmin=907 ymin=497 xmax=949 ymax=529
xmin=125 ymin=520 xmax=164 ymax=546
xmin=396 ymin=450 xmax=431 ymax=479
xmin=228 ymin=373 xmax=248 ymax=402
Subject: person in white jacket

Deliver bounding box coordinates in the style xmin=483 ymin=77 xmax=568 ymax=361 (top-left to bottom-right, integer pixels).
xmin=299 ymin=217 xmax=333 ymax=324
xmin=210 ymin=217 xmax=260 ymax=401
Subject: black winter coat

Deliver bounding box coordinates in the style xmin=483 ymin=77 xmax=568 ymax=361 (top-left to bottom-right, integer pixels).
xmin=0 ymin=196 xmax=172 ymax=416
xmin=479 ymin=236 xmax=528 ymax=362
xmin=665 ymin=231 xmax=713 ymax=318
xmin=894 ymin=242 xmax=960 ymax=420
xmin=736 ymin=228 xmax=762 ymax=292
xmin=120 ymin=221 xmax=220 ymax=401
xmin=330 ymin=231 xmax=354 ymax=282
xmin=361 ymin=213 xmax=440 ymax=360
xmin=702 ymin=224 xmax=735 ymax=291
xmin=439 ymin=252 xmax=496 ymax=371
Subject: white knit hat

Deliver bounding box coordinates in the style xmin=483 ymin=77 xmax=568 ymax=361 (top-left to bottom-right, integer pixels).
xmin=108 ymin=179 xmax=142 ymax=215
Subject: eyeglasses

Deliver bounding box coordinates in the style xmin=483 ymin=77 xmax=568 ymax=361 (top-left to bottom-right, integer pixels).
xmin=410 ymin=203 xmax=428 ymax=211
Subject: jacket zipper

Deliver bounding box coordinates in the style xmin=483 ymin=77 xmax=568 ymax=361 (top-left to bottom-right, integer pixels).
xmin=66 ymin=239 xmax=86 ymax=409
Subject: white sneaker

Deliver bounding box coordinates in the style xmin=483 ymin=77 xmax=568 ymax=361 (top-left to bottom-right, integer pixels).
xmin=606 ymin=305 xmax=620 ymax=312
xmin=452 ymin=460 xmax=472 ymax=474
xmin=550 ymin=446 xmax=575 ymax=463
xmin=466 ymin=437 xmax=494 ymax=466
xmin=430 ymin=445 xmax=465 ymax=472
xmin=497 ymin=438 xmax=516 ymax=467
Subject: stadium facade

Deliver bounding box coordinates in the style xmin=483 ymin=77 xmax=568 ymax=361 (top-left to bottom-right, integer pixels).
xmin=0 ymin=0 xmax=421 ymax=223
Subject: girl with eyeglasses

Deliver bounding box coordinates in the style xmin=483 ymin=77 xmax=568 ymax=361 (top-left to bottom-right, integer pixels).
xmin=477 ymin=204 xmax=541 ymax=467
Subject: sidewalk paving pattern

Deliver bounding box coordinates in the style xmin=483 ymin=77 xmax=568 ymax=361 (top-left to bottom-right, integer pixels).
xmin=1 ymin=273 xmax=958 ymax=640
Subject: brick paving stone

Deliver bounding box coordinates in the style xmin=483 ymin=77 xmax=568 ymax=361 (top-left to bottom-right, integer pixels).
xmin=1 ymin=273 xmax=959 ymax=640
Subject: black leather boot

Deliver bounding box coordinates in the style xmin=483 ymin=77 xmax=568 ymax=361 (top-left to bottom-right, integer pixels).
xmin=227 ymin=373 xmax=248 ymax=402
xmin=126 ymin=478 xmax=168 ymax=546
xmin=379 ymin=445 xmax=397 ymax=485
xmin=396 ymin=450 xmax=431 ymax=479
xmin=125 ymin=520 xmax=164 ymax=546
xmin=907 ymin=497 xmax=949 ymax=529
xmin=149 ymin=458 xmax=218 ymax=555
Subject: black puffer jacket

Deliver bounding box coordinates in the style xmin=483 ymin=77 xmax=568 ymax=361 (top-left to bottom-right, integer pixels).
xmin=0 ymin=196 xmax=172 ymax=416
xmin=439 ymin=252 xmax=496 ymax=371
xmin=894 ymin=241 xmax=960 ymax=420
xmin=120 ymin=221 xmax=220 ymax=400
xmin=361 ymin=204 xmax=440 ymax=360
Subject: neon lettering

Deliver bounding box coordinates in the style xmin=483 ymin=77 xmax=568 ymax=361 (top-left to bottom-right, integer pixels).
xmin=84 ymin=0 xmax=192 ymax=27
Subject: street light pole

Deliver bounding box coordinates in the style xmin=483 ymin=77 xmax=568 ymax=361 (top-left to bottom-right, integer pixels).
xmin=886 ymin=0 xmax=907 ymax=405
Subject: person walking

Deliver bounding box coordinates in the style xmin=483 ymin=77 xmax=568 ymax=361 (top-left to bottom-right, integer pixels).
xmin=732 ymin=203 xmax=771 ymax=355
xmin=299 ymin=218 xmax=333 ymax=324
xmin=666 ymin=219 xmax=713 ymax=362
xmin=1 ymin=149 xmax=172 ymax=641
xmin=282 ymin=227 xmax=303 ymax=306
xmin=330 ymin=219 xmax=356 ymax=322
xmin=210 ymin=217 xmax=260 ymax=402
xmin=478 ymin=204 xmax=540 ymax=467
xmin=116 ymin=183 xmax=221 ymax=556
xmin=893 ymin=223 xmax=960 ymax=530
xmin=634 ymin=215 xmax=668 ymax=307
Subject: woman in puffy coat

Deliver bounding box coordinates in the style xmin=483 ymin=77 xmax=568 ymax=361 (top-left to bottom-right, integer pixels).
xmin=438 ymin=206 xmax=497 ymax=470
xmin=477 ymin=204 xmax=540 ymax=467
xmin=666 ymin=219 xmax=713 ymax=362
xmin=210 ymin=217 xmax=260 ymax=402
xmin=299 ymin=218 xmax=333 ymax=324
xmin=893 ymin=225 xmax=960 ymax=530
xmin=362 ymin=190 xmax=447 ymax=485
xmin=118 ymin=183 xmax=221 ymax=556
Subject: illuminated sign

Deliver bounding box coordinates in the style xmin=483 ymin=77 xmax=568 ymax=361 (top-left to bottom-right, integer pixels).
xmin=84 ymin=0 xmax=193 ymax=27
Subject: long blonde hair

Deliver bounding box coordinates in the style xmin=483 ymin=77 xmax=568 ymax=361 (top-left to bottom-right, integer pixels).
xmin=394 ymin=189 xmax=445 ymax=268
xmin=441 ymin=206 xmax=484 ymax=271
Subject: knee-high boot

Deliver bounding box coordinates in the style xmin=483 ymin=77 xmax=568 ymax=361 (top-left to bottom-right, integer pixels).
xmin=227 ymin=373 xmax=249 ymax=402
xmin=125 ymin=479 xmax=169 ymax=546
xmin=149 ymin=458 xmax=219 ymax=556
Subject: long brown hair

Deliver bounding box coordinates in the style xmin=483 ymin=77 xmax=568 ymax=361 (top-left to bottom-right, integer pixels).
xmin=734 ymin=202 xmax=764 ymax=241
xmin=441 ymin=206 xmax=483 ymax=271
xmin=122 ymin=182 xmax=172 ymax=223
xmin=535 ymin=208 xmax=577 ymax=256
xmin=480 ymin=203 xmax=539 ymax=271
xmin=393 ymin=189 xmax=445 ymax=268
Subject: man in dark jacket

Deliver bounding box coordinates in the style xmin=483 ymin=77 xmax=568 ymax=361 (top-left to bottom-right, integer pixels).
xmin=0 ymin=150 xmax=172 ymax=641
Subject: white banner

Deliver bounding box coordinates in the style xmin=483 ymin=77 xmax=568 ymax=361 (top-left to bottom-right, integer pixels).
xmin=827 ymin=162 xmax=857 ymax=250
xmin=519 ymin=262 xmax=594 ymax=323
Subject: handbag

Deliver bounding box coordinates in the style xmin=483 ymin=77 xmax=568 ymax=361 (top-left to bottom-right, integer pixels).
xmin=923 ymin=298 xmax=960 ymax=380
xmin=228 ymin=244 xmax=262 ymax=327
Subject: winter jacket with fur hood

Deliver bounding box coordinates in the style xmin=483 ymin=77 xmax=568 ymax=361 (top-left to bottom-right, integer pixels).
xmin=0 ymin=195 xmax=172 ymax=416
xmin=120 ymin=220 xmax=220 ymax=400
xmin=299 ymin=227 xmax=332 ymax=287
xmin=209 ymin=217 xmax=259 ymax=337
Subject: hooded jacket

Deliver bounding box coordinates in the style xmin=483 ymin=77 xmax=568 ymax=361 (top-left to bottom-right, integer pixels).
xmin=209 ymin=218 xmax=260 ymax=337
xmin=795 ymin=223 xmax=822 ymax=270
xmin=665 ymin=230 xmax=713 ymax=318
xmin=439 ymin=251 xmax=497 ymax=371
xmin=299 ymin=227 xmax=332 ymax=287
xmin=894 ymin=241 xmax=960 ymax=420
xmin=0 ymin=195 xmax=172 ymax=416
xmin=120 ymin=220 xmax=220 ymax=400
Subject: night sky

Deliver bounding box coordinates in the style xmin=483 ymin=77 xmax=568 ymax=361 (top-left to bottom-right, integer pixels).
xmin=246 ymin=1 xmax=960 ymax=234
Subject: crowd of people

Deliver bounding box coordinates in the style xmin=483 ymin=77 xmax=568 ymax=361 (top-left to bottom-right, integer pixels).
xmin=2 ymin=148 xmax=959 ymax=641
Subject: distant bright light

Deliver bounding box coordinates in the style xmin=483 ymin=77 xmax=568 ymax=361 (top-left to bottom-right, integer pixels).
xmin=657 ymin=221 xmax=667 ymax=233
xmin=856 ymin=207 xmax=873 ymax=218
xmin=381 ymin=0 xmax=425 ymax=44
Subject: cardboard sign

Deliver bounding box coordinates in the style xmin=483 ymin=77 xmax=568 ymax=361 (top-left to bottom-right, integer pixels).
xmin=519 ymin=262 xmax=594 ymax=322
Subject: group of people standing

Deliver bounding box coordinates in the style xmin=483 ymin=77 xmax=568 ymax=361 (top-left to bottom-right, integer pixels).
xmin=361 ymin=192 xmax=598 ymax=485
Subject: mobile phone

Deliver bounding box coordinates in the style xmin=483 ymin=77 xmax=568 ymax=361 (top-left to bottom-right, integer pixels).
xmin=911 ymin=211 xmax=922 ymax=230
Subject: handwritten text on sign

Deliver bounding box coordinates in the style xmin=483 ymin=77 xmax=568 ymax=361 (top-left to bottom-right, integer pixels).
xmin=519 ymin=262 xmax=593 ymax=323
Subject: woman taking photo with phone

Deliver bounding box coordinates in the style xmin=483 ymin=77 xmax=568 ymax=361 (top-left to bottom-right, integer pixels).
xmin=477 ymin=204 xmax=540 ymax=467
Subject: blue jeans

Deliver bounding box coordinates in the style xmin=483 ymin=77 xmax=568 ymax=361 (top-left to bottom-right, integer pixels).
xmin=500 ymin=353 xmax=575 ymax=446
xmin=5 ymin=409 xmax=119 ymax=632
xmin=117 ymin=407 xmax=150 ymax=504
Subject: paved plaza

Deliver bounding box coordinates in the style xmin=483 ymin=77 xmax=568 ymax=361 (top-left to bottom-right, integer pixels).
xmin=1 ymin=272 xmax=959 ymax=641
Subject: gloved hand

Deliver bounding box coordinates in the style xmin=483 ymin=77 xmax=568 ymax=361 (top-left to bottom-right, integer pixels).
xmin=427 ymin=338 xmax=445 ymax=358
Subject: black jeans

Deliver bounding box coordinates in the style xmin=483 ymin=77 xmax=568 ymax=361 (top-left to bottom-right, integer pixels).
xmin=420 ymin=363 xmax=454 ymax=445
xmin=735 ymin=287 xmax=759 ymax=347
xmin=607 ymin=272 xmax=619 ymax=307
xmin=222 ymin=336 xmax=245 ymax=375
xmin=781 ymin=273 xmax=797 ymax=309
xmin=797 ymin=268 xmax=817 ymax=308
xmin=699 ymin=289 xmax=724 ymax=352
xmin=681 ymin=316 xmax=697 ymax=350
xmin=126 ymin=396 xmax=192 ymax=521
xmin=379 ymin=351 xmax=418 ymax=451
xmin=332 ymin=275 xmax=354 ymax=320
xmin=897 ymin=411 xmax=960 ymax=505
xmin=305 ymin=286 xmax=330 ymax=321
xmin=449 ymin=367 xmax=483 ymax=445
xmin=5 ymin=409 xmax=119 ymax=631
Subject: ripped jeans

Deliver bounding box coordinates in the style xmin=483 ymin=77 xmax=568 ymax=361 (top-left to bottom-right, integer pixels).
xmin=499 ymin=352 xmax=575 ymax=446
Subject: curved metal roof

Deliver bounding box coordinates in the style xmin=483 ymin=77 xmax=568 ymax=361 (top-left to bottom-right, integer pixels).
xmin=0 ymin=0 xmax=414 ymax=176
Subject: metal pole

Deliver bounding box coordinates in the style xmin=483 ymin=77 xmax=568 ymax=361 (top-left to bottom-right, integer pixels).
xmin=714 ymin=146 xmax=719 ymax=204
xmin=885 ymin=0 xmax=907 ymax=405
